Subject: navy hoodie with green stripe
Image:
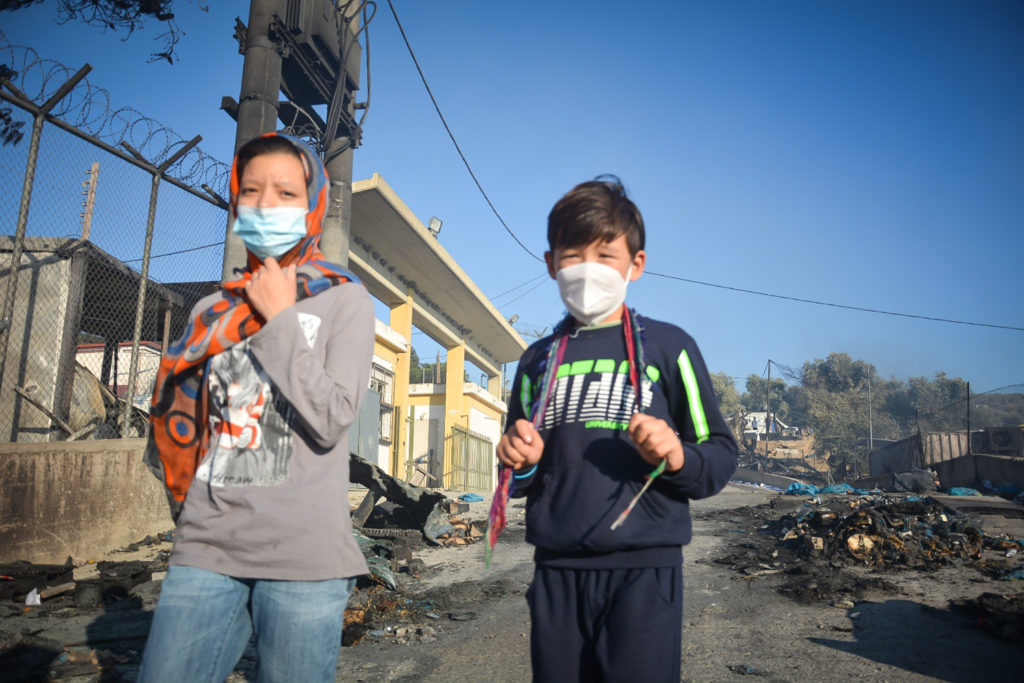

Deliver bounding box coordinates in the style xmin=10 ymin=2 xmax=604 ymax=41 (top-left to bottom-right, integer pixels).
xmin=507 ymin=316 xmax=738 ymax=569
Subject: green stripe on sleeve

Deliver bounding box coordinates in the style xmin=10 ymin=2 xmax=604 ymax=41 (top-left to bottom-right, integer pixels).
xmin=519 ymin=375 xmax=533 ymax=416
xmin=677 ymin=349 xmax=710 ymax=443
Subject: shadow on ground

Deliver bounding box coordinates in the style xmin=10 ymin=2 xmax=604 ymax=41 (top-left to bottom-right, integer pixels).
xmin=808 ymin=598 xmax=1024 ymax=682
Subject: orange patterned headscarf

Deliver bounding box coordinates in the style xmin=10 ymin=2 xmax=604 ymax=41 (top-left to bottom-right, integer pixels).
xmin=145 ymin=133 xmax=360 ymax=501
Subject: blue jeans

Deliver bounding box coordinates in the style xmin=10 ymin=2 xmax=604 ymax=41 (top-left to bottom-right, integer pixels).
xmin=138 ymin=565 xmax=356 ymax=683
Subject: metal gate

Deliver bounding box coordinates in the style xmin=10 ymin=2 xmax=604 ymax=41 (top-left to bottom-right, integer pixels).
xmin=446 ymin=425 xmax=493 ymax=492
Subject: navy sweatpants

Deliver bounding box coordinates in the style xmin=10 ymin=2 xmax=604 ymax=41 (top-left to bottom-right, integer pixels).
xmin=526 ymin=565 xmax=683 ymax=682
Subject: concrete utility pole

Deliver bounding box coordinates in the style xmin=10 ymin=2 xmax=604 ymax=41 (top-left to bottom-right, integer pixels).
xmin=222 ymin=0 xmax=362 ymax=280
xmin=223 ymin=0 xmax=284 ymax=282
xmin=321 ymin=136 xmax=354 ymax=266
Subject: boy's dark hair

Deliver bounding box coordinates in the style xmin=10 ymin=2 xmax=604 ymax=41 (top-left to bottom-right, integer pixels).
xmin=547 ymin=175 xmax=645 ymax=255
xmin=235 ymin=134 xmax=307 ymax=185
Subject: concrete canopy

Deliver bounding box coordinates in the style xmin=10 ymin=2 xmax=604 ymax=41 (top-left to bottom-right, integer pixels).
xmin=348 ymin=174 xmax=527 ymax=377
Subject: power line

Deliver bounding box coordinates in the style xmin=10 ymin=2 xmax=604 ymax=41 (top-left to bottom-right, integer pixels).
xmin=489 ymin=272 xmax=548 ymax=302
xmin=497 ymin=275 xmax=551 ymax=308
xmin=646 ymin=269 xmax=1024 ymax=332
xmin=385 ymin=3 xmax=1021 ymax=334
xmin=385 ymin=0 xmax=543 ymax=262
xmin=123 ymin=241 xmax=222 ymax=263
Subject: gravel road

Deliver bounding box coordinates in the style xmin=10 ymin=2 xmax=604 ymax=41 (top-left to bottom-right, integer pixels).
xmin=7 ymin=483 xmax=1021 ymax=682
xmin=328 ymin=483 xmax=1024 ymax=682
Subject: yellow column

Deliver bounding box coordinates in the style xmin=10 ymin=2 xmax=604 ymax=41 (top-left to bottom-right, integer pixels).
xmin=487 ymin=373 xmax=501 ymax=397
xmin=444 ymin=340 xmax=467 ymax=486
xmin=389 ymin=296 xmax=413 ymax=478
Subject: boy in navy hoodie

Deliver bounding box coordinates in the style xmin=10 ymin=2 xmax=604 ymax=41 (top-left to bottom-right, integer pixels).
xmin=496 ymin=176 xmax=738 ymax=681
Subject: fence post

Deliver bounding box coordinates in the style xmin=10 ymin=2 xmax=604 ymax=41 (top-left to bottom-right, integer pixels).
xmin=0 ymin=65 xmax=91 ymax=396
xmin=118 ymin=136 xmax=202 ymax=437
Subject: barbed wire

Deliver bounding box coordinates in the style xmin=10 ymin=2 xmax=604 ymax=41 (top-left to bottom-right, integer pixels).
xmin=0 ymin=30 xmax=230 ymax=197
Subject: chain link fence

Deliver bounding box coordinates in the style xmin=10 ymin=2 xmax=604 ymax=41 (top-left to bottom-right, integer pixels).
xmin=0 ymin=32 xmax=228 ymax=442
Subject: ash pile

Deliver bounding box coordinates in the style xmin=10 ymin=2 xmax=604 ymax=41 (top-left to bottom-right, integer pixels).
xmin=713 ymin=489 xmax=1024 ymax=641
xmin=771 ymin=497 xmax=987 ymax=570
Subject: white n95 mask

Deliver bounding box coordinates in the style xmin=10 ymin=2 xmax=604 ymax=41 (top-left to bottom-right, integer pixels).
xmin=556 ymin=262 xmax=632 ymax=326
xmin=232 ymin=205 xmax=308 ymax=261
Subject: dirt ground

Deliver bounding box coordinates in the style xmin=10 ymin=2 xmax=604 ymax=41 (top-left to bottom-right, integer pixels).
xmin=3 ymin=483 xmax=1024 ymax=682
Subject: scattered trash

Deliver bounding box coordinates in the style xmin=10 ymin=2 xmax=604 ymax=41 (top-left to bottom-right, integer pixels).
xmin=820 ymin=483 xmax=854 ymax=494
xmin=459 ymin=492 xmax=484 ymax=502
xmin=893 ymin=469 xmax=939 ymax=494
xmin=24 ymin=588 xmax=40 ymax=606
xmin=949 ymin=487 xmax=982 ymax=497
xmin=715 ymin=491 xmax=1024 ymax=611
xmin=785 ymin=482 xmax=819 ymax=496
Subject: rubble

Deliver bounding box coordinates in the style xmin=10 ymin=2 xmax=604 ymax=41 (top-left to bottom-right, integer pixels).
xmin=710 ymin=484 xmax=1024 ymax=647
xmin=717 ymin=492 xmax=1024 ymax=581
xmin=349 ymin=455 xmax=453 ymax=544
xmin=0 ymin=479 xmax=497 ymax=681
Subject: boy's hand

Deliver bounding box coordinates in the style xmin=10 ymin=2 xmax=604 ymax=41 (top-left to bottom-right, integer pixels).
xmin=497 ymin=419 xmax=544 ymax=470
xmin=628 ymin=414 xmax=685 ymax=472
xmin=245 ymin=257 xmax=297 ymax=321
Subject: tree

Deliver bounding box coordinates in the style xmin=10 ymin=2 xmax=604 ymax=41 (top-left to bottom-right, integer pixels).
xmin=0 ymin=1 xmax=196 ymax=64
xmin=740 ymin=374 xmax=789 ymax=423
xmin=801 ymin=352 xmax=875 ymax=394
xmin=907 ymin=372 xmax=969 ymax=433
xmin=799 ymin=353 xmax=878 ymax=480
xmin=0 ymin=65 xmax=24 ymax=146
xmin=711 ymin=372 xmax=746 ymax=442
xmin=971 ymin=392 xmax=1024 ymax=428
xmin=782 ymin=383 xmax=810 ymax=429
xmin=710 ymin=372 xmax=741 ymax=417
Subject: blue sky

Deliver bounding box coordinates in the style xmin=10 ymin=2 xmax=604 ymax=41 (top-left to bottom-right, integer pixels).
xmin=4 ymin=1 xmax=1022 ymax=393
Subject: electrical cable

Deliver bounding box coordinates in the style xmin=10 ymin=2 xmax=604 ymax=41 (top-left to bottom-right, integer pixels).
xmin=123 ymin=241 xmax=222 ymax=263
xmin=496 ymin=276 xmax=550 ymax=308
xmin=646 ymin=269 xmax=1024 ymax=332
xmin=488 ymin=272 xmax=549 ymax=302
xmin=384 ymin=3 xmax=1021 ymax=334
xmin=357 ymin=2 xmax=372 ymax=133
xmin=324 ymin=1 xmax=376 ymax=161
xmin=385 ymin=0 xmax=543 ymax=262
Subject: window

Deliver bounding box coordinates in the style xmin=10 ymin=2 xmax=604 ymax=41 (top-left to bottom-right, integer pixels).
xmin=370 ymin=363 xmax=395 ymax=444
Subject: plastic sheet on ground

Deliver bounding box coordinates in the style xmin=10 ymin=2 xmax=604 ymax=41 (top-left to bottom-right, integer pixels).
xmin=820 ymin=483 xmax=855 ymax=494
xmin=785 ymin=482 xmax=820 ymax=496
xmin=949 ymin=487 xmax=982 ymax=496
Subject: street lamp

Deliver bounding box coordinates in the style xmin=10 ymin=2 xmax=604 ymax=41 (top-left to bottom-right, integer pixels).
xmin=428 ymin=216 xmax=442 ymax=237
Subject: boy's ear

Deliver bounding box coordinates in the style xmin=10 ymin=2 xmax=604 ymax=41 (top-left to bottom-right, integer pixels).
xmin=629 ymin=249 xmax=646 ymax=281
xmin=544 ymin=251 xmax=557 ymax=280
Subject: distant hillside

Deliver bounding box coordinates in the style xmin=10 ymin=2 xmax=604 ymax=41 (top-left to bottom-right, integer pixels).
xmin=972 ymin=392 xmax=1024 ymax=428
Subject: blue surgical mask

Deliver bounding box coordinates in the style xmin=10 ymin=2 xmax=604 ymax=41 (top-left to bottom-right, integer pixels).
xmin=232 ymin=205 xmax=308 ymax=261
